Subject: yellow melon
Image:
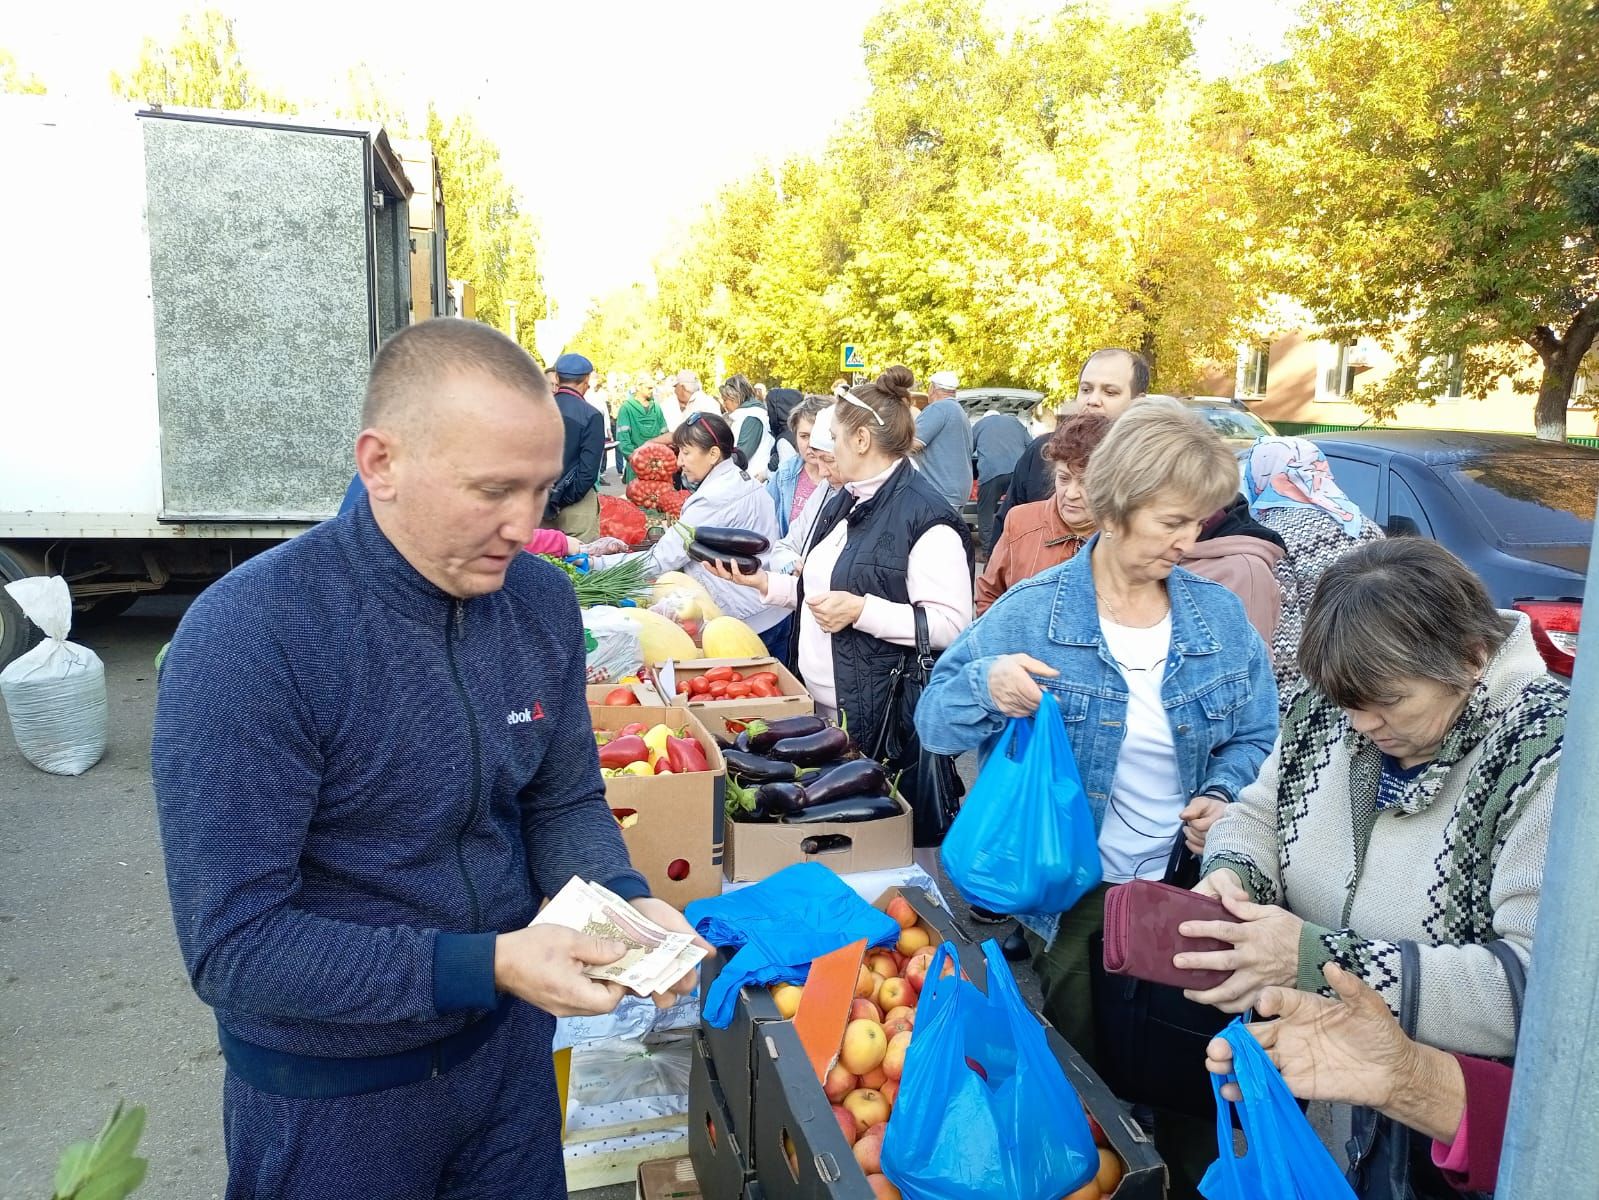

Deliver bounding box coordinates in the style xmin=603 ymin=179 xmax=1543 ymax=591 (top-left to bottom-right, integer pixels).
xmin=701 ymin=615 xmax=767 ymax=660
xmin=627 ymin=608 xmax=699 ymax=664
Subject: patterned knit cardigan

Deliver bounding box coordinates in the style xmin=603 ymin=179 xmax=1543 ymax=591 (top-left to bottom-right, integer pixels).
xmin=1203 ymin=613 xmax=1563 ymax=1059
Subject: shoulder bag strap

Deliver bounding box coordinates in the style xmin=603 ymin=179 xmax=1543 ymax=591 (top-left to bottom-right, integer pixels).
xmin=1485 ymin=939 xmax=1527 ymax=1039
xmin=911 ymin=604 xmax=936 ymax=685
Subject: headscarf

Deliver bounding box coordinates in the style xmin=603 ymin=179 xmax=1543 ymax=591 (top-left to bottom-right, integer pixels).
xmin=1244 ymin=436 xmax=1365 ymax=537
xmin=810 ymin=405 xmax=836 ymax=453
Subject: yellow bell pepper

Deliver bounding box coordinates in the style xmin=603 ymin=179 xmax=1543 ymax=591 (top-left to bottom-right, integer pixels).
xmin=642 ymin=723 xmax=673 ymax=762
xmin=610 ymin=760 xmax=652 ymax=778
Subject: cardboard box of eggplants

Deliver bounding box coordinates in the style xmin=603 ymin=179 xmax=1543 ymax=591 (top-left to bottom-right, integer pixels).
xmin=719 ymin=716 xmax=915 ymax=880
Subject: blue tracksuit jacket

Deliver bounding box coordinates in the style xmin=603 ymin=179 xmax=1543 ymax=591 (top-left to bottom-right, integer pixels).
xmin=152 ymin=498 xmax=647 ymax=1072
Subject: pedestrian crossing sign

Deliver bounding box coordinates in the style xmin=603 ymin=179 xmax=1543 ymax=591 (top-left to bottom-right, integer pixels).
xmin=841 ymin=344 xmax=867 ymax=372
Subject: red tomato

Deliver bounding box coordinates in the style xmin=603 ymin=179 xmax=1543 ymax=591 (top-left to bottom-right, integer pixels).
xmin=688 ymin=676 xmax=713 ymax=696
xmin=676 ymin=681 xmax=690 ymax=695
xmin=707 ymin=680 xmax=731 ymax=699
xmin=704 ymin=666 xmax=737 ymax=683
xmin=724 ymin=681 xmax=752 ymax=699
xmin=603 ymin=687 xmax=640 ymax=706
xmin=749 ymin=680 xmax=780 ymax=698
xmin=748 ymin=672 xmax=779 ymax=687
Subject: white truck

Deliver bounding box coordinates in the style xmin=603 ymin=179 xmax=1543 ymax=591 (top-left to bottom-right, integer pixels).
xmin=0 ymin=99 xmax=449 ymax=665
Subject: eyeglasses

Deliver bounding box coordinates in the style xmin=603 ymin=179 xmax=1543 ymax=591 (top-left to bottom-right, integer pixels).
xmin=840 ymin=392 xmax=885 ymax=426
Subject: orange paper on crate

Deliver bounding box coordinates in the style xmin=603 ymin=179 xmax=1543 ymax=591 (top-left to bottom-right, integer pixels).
xmin=793 ymin=938 xmax=867 ymax=1082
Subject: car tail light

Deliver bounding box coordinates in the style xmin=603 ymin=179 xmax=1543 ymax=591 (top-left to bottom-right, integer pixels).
xmin=1514 ymin=600 xmax=1580 ymax=677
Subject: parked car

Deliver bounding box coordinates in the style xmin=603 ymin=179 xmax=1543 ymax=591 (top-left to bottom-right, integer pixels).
xmin=1311 ymin=430 xmax=1592 ymax=675
xmin=1184 ymin=397 xmax=1278 ymax=447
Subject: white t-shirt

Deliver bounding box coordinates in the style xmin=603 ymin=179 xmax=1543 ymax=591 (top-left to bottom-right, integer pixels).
xmin=1097 ymin=614 xmax=1186 ymax=883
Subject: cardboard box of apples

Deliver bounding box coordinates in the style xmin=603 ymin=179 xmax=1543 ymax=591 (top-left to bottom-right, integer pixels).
xmin=690 ymin=887 xmax=1164 ymax=1200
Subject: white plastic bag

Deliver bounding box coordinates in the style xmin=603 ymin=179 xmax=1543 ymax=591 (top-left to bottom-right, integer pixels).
xmin=0 ymin=576 xmax=108 ymax=775
xmin=581 ymin=605 xmax=643 ymax=684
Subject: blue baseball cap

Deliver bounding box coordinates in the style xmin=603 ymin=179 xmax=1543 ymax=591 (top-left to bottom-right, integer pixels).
xmin=553 ymin=352 xmax=594 ymax=377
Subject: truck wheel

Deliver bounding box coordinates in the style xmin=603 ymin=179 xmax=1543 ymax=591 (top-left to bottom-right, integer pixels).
xmin=0 ymin=546 xmax=44 ymax=670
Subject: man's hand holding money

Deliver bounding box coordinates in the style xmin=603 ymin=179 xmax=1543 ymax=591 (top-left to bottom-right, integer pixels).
xmin=491 ymin=924 xmax=631 ymax=1017
xmin=629 ymin=896 xmax=714 ymax=1009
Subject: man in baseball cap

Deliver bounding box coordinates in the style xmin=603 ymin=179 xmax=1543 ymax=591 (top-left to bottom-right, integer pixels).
xmin=913 ymin=369 xmax=975 ymax=511
xmin=547 ymin=352 xmax=605 ymax=540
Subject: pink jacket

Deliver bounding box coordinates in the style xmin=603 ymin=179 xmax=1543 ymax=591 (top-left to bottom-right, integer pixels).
xmin=1180 ymin=535 xmax=1284 ymax=644
xmin=524 ymin=529 xmax=570 ymax=556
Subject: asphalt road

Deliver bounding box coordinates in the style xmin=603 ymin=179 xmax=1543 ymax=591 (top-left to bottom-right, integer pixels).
xmin=0 ymin=595 xmax=1016 ymax=1200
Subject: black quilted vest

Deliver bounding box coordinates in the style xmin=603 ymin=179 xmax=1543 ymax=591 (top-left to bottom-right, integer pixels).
xmin=797 ymin=460 xmax=971 ymax=742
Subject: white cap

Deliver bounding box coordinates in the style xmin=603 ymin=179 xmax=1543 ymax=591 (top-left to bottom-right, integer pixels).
xmin=929 ymin=370 xmax=960 ymax=390
xmin=811 ymin=405 xmax=836 ymax=453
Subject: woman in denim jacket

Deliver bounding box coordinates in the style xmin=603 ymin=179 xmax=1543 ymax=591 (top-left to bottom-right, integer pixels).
xmin=916 ymin=401 xmax=1278 ymax=1060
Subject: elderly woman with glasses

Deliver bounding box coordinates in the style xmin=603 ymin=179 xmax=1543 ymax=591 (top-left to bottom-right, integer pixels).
xmin=709 ymin=366 xmax=975 ymax=866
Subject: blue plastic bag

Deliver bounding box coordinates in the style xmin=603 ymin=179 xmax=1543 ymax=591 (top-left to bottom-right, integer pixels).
xmin=940 ymin=692 xmax=1102 ymax=915
xmin=880 ymin=940 xmax=1099 ymax=1200
xmin=683 ymin=863 xmax=901 ymax=1028
xmin=1200 ymin=1018 xmax=1357 ymax=1200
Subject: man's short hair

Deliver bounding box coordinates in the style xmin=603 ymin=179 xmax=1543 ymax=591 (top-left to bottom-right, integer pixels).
xmin=675 ymin=370 xmax=701 ymax=391
xmin=363 ymin=320 xmax=549 ymax=428
xmin=1080 ymin=348 xmax=1151 ymax=397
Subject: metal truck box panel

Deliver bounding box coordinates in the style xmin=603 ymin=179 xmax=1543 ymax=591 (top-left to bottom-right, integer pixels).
xmin=0 ymin=99 xmax=165 ymax=516
xmin=141 ymin=114 xmax=373 ymax=521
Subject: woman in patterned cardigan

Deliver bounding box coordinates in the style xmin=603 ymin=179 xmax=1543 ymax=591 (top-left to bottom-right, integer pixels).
xmin=1181 ymin=541 xmax=1558 ymax=1190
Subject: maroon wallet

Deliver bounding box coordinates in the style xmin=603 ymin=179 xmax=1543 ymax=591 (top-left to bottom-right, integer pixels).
xmin=1101 ymin=879 xmax=1240 ymax=991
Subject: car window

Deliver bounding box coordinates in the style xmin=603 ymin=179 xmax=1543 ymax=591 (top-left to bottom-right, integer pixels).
xmin=1448 ymin=453 xmax=1599 ymax=545
xmin=1323 ymin=454 xmax=1381 ymax=520
xmin=1386 ymin=472 xmax=1433 ymax=537
xmin=1192 ymin=407 xmax=1274 ymax=443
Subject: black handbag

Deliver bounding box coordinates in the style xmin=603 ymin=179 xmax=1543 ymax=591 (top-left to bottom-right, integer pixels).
xmin=1088 ymin=837 xmax=1232 ymax=1119
xmin=1346 ymin=939 xmax=1525 ymax=1200
xmin=867 ymin=606 xmax=965 ymax=847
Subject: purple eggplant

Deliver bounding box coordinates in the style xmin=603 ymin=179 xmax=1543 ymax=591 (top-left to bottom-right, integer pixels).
xmin=768 ymin=727 xmax=853 ymax=766
xmin=780 ymin=794 xmax=902 ymax=824
xmin=723 ymin=749 xmax=801 ymax=784
xmin=748 ymin=715 xmax=828 ymax=754
xmin=688 ymin=542 xmax=761 ymax=574
xmin=755 ymin=781 xmax=808 ymax=816
xmin=799 ymin=759 xmax=889 ymax=807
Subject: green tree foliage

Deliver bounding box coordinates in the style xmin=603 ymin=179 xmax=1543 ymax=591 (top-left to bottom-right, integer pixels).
xmin=1226 ymin=0 xmax=1599 ymax=439
xmin=425 ymin=105 xmax=548 ymax=356
xmin=1 ymin=49 xmax=47 ymax=94
xmin=581 ymin=0 xmax=1261 ymax=400
xmin=110 ymin=10 xmax=295 ymax=113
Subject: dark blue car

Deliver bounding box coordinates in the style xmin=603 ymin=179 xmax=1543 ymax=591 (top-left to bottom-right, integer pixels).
xmin=1310 ymin=430 xmax=1594 ymax=675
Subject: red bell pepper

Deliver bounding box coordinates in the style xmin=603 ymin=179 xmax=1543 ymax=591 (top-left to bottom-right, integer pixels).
xmin=665 ymin=735 xmax=710 ymax=774
xmin=598 ymin=734 xmax=649 ymax=769
xmin=617 ymin=722 xmax=647 ymax=738
xmin=654 ymin=757 xmax=674 ymax=774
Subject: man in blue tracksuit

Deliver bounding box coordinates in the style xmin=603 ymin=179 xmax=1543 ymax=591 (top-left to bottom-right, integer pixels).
xmin=153 ymin=319 xmax=702 ymax=1198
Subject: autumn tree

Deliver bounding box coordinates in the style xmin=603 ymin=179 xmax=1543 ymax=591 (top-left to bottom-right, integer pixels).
xmin=423 ymin=106 xmax=547 ymax=356
xmin=1229 ymin=0 xmax=1599 ymax=439
xmin=1 ymin=49 xmax=47 ymax=94
xmin=110 ymin=9 xmax=294 ymax=113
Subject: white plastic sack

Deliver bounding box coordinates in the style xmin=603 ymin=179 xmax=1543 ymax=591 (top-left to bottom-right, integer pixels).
xmin=581 ymin=605 xmax=643 ymax=684
xmin=0 ymin=576 xmax=107 ymax=775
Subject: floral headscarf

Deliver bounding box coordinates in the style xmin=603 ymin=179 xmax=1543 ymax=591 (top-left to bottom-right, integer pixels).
xmin=1244 ymin=436 xmax=1365 ymax=537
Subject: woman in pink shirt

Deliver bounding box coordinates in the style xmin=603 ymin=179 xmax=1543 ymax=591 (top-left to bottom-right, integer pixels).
xmin=709 ymin=366 xmax=975 ymax=867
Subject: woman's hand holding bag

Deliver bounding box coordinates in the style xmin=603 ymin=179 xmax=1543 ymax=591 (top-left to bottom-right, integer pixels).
xmin=940 ymin=691 xmax=1102 ymax=916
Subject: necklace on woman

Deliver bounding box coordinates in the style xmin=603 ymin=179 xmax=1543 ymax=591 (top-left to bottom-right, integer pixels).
xmin=1095 ymin=584 xmax=1170 ymax=628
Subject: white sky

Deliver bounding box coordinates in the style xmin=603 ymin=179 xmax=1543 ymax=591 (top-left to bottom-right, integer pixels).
xmin=7 ymin=0 xmax=1295 ymax=358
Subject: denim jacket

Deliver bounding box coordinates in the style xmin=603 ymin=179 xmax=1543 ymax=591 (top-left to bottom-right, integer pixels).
xmin=766 ymin=455 xmax=805 ymax=536
xmin=915 ymin=538 xmax=1278 ymax=943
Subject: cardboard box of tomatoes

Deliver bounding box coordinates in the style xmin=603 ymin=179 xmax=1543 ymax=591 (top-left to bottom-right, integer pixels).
xmin=651 ymin=657 xmax=813 ymax=742
xmin=692 ymin=886 xmax=1165 ymax=1200
xmin=590 ymin=704 xmax=726 ymax=910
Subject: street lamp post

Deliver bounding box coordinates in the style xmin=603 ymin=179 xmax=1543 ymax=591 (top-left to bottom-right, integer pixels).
xmin=507 ymin=298 xmax=519 ymax=346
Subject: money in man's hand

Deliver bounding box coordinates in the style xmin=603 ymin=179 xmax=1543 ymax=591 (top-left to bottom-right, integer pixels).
xmin=532 ymin=877 xmax=706 ymax=997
